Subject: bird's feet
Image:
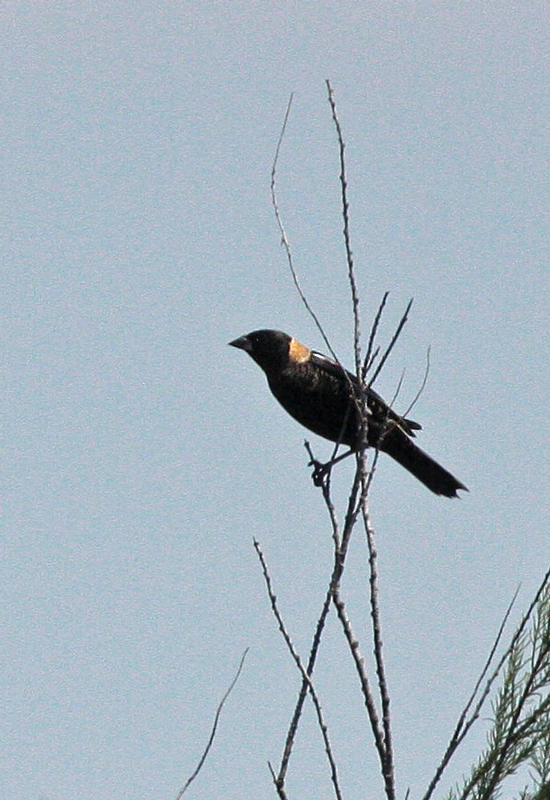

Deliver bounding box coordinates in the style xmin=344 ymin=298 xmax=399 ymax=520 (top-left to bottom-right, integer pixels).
xmin=309 ymin=458 xmax=332 ymax=487
xmin=309 ymin=448 xmax=369 ymax=486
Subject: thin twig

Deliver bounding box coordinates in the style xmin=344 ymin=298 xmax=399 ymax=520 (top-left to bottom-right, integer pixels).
xmin=329 ymin=470 xmax=390 ymax=777
xmin=362 ymin=501 xmax=395 ymax=799
xmin=254 ymin=540 xmax=343 ymax=800
xmin=268 ymin=760 xmax=289 ymax=800
xmin=271 ymin=97 xmax=354 ymax=472
xmin=332 ymin=583 xmax=387 ymax=762
xmin=276 ymin=583 xmax=332 ymax=787
xmin=327 ymin=84 xmax=373 ymax=553
xmin=401 ymin=346 xmax=431 ymax=422
xmin=326 ymin=79 xmax=361 ymax=376
xmin=305 ymin=441 xmax=341 ymax=549
xmin=175 ymin=648 xmax=249 ymax=798
xmin=276 ymin=470 xmax=362 ymax=789
xmin=363 ymin=292 xmax=390 ymax=381
xmin=368 ymin=299 xmax=414 ymax=389
xmin=327 ymin=79 xmax=396 ymax=800
xmin=270 ymin=93 xmax=339 ymax=364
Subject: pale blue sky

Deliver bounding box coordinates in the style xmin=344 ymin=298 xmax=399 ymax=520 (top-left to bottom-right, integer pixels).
xmin=3 ymin=3 xmax=550 ymax=799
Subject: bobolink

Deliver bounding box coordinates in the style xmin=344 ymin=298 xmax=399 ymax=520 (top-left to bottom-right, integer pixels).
xmin=229 ymin=329 xmax=467 ymax=498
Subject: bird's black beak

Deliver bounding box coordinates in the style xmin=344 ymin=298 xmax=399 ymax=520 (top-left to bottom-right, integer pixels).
xmin=228 ymin=335 xmax=251 ymax=352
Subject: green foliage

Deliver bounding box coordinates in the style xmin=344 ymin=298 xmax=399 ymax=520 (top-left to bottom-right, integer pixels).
xmin=446 ymin=583 xmax=550 ymax=800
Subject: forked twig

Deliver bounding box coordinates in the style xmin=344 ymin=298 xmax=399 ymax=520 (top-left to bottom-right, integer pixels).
xmin=368 ymin=298 xmax=413 ymax=389
xmin=254 ymin=540 xmax=343 ymax=800
xmin=331 ymin=581 xmax=387 ymax=764
xmin=363 ymin=292 xmax=389 ymax=380
xmin=275 ymin=470 xmax=362 ymax=792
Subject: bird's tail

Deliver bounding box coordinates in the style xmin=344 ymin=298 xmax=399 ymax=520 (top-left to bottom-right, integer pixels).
xmin=380 ymin=426 xmax=467 ymax=498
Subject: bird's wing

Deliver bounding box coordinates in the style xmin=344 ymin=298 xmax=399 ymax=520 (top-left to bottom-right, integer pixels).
xmin=309 ymin=350 xmax=358 ymax=384
xmin=310 ymin=350 xmax=422 ymax=436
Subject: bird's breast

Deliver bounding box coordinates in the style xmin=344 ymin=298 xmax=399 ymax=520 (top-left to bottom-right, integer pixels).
xmin=267 ymin=365 xmax=360 ymax=447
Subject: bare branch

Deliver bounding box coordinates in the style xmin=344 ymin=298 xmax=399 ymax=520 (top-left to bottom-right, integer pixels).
xmin=326 ymin=80 xmax=396 ymax=800
xmin=326 ymin=79 xmax=361 ymax=376
xmin=276 ymin=579 xmax=334 ymax=789
xmin=363 ymin=292 xmax=390 ymax=381
xmin=275 ymin=469 xmax=362 ymax=791
xmin=267 ymin=85 xmax=417 ymax=800
xmin=331 ymin=583 xmax=386 ymax=763
xmin=304 ymin=440 xmax=341 ymax=549
xmin=362 ymin=500 xmax=395 ymax=799
xmin=254 ymin=539 xmax=343 ymax=800
xmin=402 ymin=345 xmax=431 ymax=420
xmin=268 ymin=760 xmax=288 ymax=800
xmin=368 ymin=298 xmax=414 ymax=389
xmin=270 ymin=93 xmax=339 ymax=364
xmin=175 ymin=649 xmax=249 ymax=798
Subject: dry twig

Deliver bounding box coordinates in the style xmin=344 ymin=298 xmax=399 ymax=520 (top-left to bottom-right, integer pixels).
xmin=175 ymin=649 xmax=249 ymax=799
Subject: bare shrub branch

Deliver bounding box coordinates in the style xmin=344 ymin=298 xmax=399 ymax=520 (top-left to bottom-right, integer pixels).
xmin=263 ymin=81 xmax=550 ymax=800
xmin=363 ymin=291 xmax=389 ymax=380
xmin=175 ymin=649 xmax=249 ymax=798
xmin=368 ymin=297 xmax=413 ymax=389
xmin=327 ymin=78 xmax=397 ymax=800
xmin=254 ymin=539 xmax=343 ymax=800
xmin=270 ymin=92 xmax=338 ymax=364
xmin=326 ymin=79 xmax=361 ymax=376
xmin=265 ymin=83 xmax=409 ymax=800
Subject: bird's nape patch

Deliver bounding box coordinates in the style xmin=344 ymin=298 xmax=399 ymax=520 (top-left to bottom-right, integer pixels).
xmin=288 ymin=338 xmax=311 ymax=363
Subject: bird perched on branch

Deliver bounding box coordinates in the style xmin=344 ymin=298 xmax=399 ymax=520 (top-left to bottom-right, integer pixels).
xmin=229 ymin=329 xmax=467 ymax=498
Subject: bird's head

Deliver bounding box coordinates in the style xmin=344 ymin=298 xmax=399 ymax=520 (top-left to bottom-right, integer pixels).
xmin=229 ymin=329 xmax=311 ymax=373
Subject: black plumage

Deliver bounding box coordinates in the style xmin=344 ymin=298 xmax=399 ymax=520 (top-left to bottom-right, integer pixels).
xmin=229 ymin=329 xmax=467 ymax=498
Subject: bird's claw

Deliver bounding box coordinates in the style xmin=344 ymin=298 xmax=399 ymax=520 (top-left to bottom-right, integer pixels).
xmin=309 ymin=459 xmax=331 ymax=487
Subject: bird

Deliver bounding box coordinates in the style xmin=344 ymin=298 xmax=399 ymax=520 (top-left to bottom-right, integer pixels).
xmin=229 ymin=329 xmax=467 ymax=498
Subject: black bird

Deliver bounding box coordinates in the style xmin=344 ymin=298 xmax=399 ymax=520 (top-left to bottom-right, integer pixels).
xmin=229 ymin=329 xmax=467 ymax=498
